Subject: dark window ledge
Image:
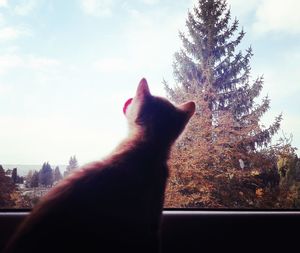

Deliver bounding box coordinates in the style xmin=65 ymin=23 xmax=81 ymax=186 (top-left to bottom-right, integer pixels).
xmin=1 ymin=210 xmax=300 ymax=252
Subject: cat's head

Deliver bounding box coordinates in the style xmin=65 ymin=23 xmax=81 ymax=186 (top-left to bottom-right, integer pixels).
xmin=123 ymin=78 xmax=195 ymax=145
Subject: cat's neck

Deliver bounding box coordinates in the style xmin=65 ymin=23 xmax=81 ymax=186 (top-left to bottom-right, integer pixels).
xmin=111 ymin=130 xmax=172 ymax=164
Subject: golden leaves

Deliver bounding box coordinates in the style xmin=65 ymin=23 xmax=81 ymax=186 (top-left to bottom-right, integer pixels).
xmin=255 ymin=188 xmax=264 ymax=198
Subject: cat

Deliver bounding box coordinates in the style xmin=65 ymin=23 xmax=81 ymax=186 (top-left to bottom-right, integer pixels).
xmin=4 ymin=78 xmax=195 ymax=253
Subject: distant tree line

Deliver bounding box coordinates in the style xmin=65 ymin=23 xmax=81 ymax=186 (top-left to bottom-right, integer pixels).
xmin=25 ymin=156 xmax=79 ymax=188
xmin=11 ymin=168 xmax=24 ymax=185
xmin=0 ymin=165 xmax=16 ymax=208
xmin=0 ymin=156 xmax=79 ymax=208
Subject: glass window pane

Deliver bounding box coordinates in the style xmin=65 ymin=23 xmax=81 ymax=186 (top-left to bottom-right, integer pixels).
xmin=1 ymin=1 xmax=299 ymax=209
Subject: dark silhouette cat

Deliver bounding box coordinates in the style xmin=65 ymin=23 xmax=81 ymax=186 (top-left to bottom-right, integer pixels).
xmin=4 ymin=78 xmax=195 ymax=253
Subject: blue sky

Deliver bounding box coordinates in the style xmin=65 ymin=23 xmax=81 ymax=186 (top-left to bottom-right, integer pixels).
xmin=0 ymin=0 xmax=299 ymax=165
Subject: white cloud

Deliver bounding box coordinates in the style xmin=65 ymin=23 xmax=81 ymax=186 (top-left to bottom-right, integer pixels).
xmin=0 ymin=54 xmax=61 ymax=74
xmin=0 ymin=83 xmax=11 ymax=95
xmin=141 ymin=0 xmax=159 ymax=5
xmin=0 ymin=27 xmax=19 ymax=40
xmin=26 ymin=55 xmax=61 ymax=70
xmin=79 ymin=0 xmax=114 ymax=17
xmin=0 ymin=54 xmax=23 ymax=74
xmin=0 ymin=26 xmax=30 ymax=41
xmin=0 ymin=14 xmax=5 ymax=26
xmin=14 ymin=0 xmax=38 ymax=16
xmin=253 ymin=61 xmax=300 ymax=104
xmin=266 ymin=47 xmax=300 ymax=97
xmin=121 ymin=7 xmax=186 ymax=88
xmin=0 ymin=0 xmax=8 ymax=7
xmin=94 ymin=57 xmax=131 ymax=73
xmin=253 ymin=0 xmax=300 ymax=35
xmin=227 ymin=0 xmax=260 ymax=17
xmin=190 ymin=0 xmax=300 ymax=35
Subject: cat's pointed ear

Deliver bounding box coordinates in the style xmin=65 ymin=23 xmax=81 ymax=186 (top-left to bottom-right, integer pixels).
xmin=178 ymin=101 xmax=196 ymax=119
xmin=136 ymin=78 xmax=151 ymax=98
xmin=123 ymin=98 xmax=133 ymax=115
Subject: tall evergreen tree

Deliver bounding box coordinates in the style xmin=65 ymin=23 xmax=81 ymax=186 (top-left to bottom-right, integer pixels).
xmin=30 ymin=171 xmax=39 ymax=188
xmin=164 ymin=0 xmax=282 ymax=208
xmin=64 ymin=156 xmax=79 ymax=177
xmin=11 ymin=168 xmax=18 ymax=184
xmin=25 ymin=170 xmax=33 ymax=188
xmin=39 ymin=162 xmax=53 ymax=187
xmin=53 ymin=166 xmax=63 ymax=182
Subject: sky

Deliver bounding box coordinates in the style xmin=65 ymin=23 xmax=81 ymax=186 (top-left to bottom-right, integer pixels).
xmin=0 ymin=0 xmax=299 ymax=165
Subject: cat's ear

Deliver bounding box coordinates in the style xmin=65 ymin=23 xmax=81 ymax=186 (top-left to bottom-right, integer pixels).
xmin=123 ymin=98 xmax=133 ymax=115
xmin=178 ymin=101 xmax=196 ymax=119
xmin=136 ymin=78 xmax=151 ymax=98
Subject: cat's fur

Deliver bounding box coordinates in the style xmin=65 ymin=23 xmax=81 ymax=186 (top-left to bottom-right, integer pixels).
xmin=4 ymin=78 xmax=195 ymax=253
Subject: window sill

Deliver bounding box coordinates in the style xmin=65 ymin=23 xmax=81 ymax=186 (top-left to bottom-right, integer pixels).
xmin=1 ymin=210 xmax=299 ymax=252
